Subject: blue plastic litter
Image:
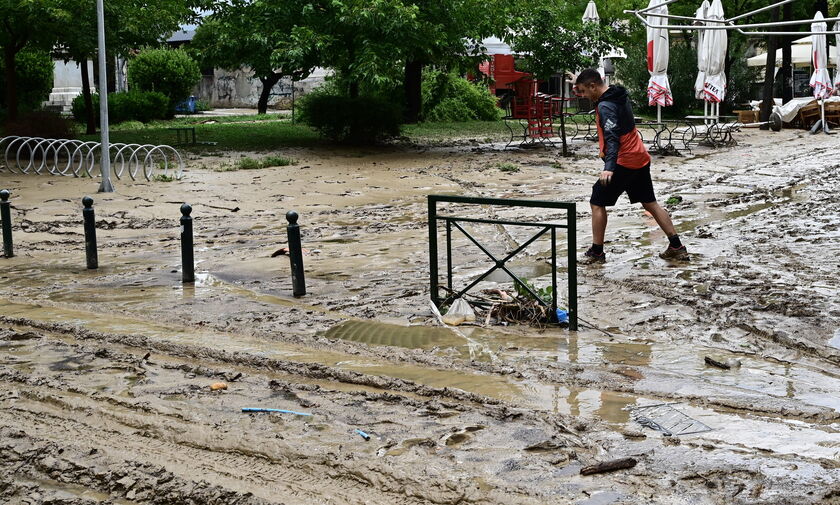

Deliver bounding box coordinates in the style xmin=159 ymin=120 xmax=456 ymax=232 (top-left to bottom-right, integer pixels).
xmin=175 ymin=95 xmax=196 ymax=114
xmin=354 ymin=429 xmax=371 ymax=440
xmin=555 ymin=309 xmax=569 ymax=323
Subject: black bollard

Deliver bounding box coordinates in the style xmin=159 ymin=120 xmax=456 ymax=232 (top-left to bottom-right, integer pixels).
xmin=180 ymin=203 xmax=195 ymax=283
xmin=82 ymin=196 xmax=98 ymax=269
xmin=286 ymin=210 xmax=306 ymax=297
xmin=1 ymin=190 xmax=13 ymax=258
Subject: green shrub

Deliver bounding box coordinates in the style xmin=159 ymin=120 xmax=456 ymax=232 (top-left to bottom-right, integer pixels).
xmin=261 ymin=155 xmax=295 ymax=167
xmin=422 ymin=70 xmax=502 ymax=122
xmin=195 ymin=99 xmax=211 ymax=112
xmin=298 ymin=93 xmax=401 ymax=144
xmin=72 ymin=90 xmax=170 ymax=124
xmin=497 ymin=162 xmax=520 ymax=173
xmin=0 ymin=48 xmax=54 ymax=116
xmin=236 ymin=157 xmax=261 ymax=170
xmin=127 ymin=48 xmax=201 ymax=113
xmin=234 ymin=155 xmax=297 ymax=170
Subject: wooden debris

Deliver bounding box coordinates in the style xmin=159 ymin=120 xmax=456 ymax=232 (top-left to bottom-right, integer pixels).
xmin=580 ymin=457 xmax=637 ymax=476
xmin=704 ymin=356 xmax=731 ymax=370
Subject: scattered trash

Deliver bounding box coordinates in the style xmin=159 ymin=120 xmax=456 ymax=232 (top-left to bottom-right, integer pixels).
xmin=355 ymin=429 xmax=371 ymax=441
xmin=665 ymin=195 xmax=683 ymax=205
xmin=580 ymin=457 xmax=638 ymax=476
xmin=555 ymin=309 xmax=569 ymax=324
xmin=241 ymin=407 xmax=313 ymax=417
xmin=441 ymin=298 xmax=476 ymax=326
xmin=271 ymin=246 xmax=314 ymax=257
xmin=626 ymin=403 xmax=712 ymax=436
xmin=210 ymin=382 xmax=228 ymax=391
xmin=704 ymin=356 xmax=730 ymax=370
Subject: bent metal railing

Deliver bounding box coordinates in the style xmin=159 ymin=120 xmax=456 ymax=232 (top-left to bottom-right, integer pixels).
xmin=428 ymin=195 xmax=578 ymax=330
xmin=0 ymin=136 xmax=184 ymax=181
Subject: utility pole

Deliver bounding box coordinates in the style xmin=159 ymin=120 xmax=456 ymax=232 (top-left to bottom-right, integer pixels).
xmin=96 ymin=0 xmax=115 ymax=193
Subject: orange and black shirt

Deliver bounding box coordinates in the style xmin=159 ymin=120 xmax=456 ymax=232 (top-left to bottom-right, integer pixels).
xmin=595 ymin=85 xmax=651 ymax=172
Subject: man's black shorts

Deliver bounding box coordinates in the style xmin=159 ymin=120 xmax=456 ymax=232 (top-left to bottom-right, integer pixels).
xmin=590 ymin=163 xmax=656 ymax=207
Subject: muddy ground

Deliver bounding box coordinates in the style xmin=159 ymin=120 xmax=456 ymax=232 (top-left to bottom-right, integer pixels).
xmin=1 ymin=128 xmax=840 ymax=504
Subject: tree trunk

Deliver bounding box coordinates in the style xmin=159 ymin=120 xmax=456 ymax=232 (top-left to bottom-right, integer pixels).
xmin=760 ymin=8 xmax=780 ymax=126
xmin=81 ymin=60 xmax=96 ymax=134
xmin=781 ymin=3 xmax=793 ymax=103
xmin=403 ymin=59 xmax=422 ymax=123
xmin=4 ymin=45 xmax=19 ymax=121
xmin=257 ymin=73 xmax=281 ymax=114
xmin=559 ymin=74 xmax=569 ymax=156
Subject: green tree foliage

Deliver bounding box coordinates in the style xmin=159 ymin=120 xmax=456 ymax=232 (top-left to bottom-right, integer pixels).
xmin=52 ymin=0 xmax=206 ymax=133
xmin=72 ymin=90 xmax=170 ymax=124
xmin=190 ymin=0 xmax=318 ymax=114
xmin=422 ymin=70 xmax=502 ymax=122
xmin=0 ymin=0 xmax=61 ymax=120
xmin=276 ymin=0 xmax=508 ymax=122
xmin=0 ymin=48 xmax=53 ymax=117
xmin=506 ymin=1 xmax=622 ymax=154
xmin=128 ymin=48 xmax=201 ymax=115
xmin=297 ymin=90 xmax=402 ymax=144
xmin=507 ymin=3 xmax=621 ymax=81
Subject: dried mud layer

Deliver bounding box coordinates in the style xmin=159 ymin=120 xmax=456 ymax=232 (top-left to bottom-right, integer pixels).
xmin=1 ymin=129 xmax=840 ymax=504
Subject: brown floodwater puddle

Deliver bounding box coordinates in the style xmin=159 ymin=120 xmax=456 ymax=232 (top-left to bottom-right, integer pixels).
xmin=321 ymin=318 xmax=840 ymax=416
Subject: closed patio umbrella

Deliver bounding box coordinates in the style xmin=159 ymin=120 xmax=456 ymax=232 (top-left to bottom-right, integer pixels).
xmin=582 ymin=0 xmax=606 ymax=80
xmin=703 ymin=0 xmax=726 ymax=121
xmin=694 ymin=0 xmax=710 ymax=123
xmin=835 ymin=22 xmax=840 ymax=89
xmin=646 ymin=0 xmax=672 ymax=122
xmin=810 ymin=12 xmax=832 ymax=133
xmin=583 ymin=0 xmax=599 ymax=23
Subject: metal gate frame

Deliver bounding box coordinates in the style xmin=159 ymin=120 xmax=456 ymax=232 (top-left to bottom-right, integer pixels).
xmin=428 ymin=195 xmax=577 ymax=330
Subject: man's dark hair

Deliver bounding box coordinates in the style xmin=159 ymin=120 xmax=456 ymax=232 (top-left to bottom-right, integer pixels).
xmin=575 ymin=68 xmax=603 ymax=86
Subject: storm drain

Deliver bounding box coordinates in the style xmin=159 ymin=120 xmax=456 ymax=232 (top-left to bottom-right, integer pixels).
xmin=626 ymin=403 xmax=712 ymax=436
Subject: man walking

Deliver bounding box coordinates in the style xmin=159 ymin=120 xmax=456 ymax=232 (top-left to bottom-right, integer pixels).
xmin=573 ymin=68 xmax=688 ymax=263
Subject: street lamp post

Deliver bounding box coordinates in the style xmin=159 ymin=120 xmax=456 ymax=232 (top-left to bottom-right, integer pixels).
xmin=96 ymin=0 xmax=115 ymax=192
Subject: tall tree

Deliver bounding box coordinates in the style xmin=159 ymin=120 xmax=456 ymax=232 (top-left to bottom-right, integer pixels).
xmin=508 ymin=1 xmax=621 ymax=155
xmin=191 ymin=1 xmax=318 ymax=114
xmin=0 ymin=1 xmax=60 ymax=120
xmin=284 ymin=0 xmax=419 ymax=99
xmin=396 ymin=0 xmax=506 ymax=123
xmin=53 ymin=0 xmax=204 ymax=133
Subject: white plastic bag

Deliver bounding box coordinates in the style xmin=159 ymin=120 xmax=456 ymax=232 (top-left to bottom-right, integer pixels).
xmin=442 ymin=298 xmax=476 ymax=326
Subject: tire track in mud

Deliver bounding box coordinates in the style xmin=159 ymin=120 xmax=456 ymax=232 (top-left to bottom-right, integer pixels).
xmin=0 ymin=327 xmax=578 ymax=505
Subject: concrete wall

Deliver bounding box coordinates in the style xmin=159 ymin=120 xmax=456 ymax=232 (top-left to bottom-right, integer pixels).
xmin=194 ymin=67 xmax=329 ymax=109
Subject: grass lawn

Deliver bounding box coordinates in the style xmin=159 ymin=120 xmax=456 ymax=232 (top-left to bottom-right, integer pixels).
xmin=80 ymin=117 xmax=321 ymax=153
xmin=76 ymin=114 xmax=525 ymax=153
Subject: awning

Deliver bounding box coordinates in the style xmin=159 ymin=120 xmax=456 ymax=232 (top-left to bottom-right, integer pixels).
xmin=747 ymin=38 xmax=838 ymax=67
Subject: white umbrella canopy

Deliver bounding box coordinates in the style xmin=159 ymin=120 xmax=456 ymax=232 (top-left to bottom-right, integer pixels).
xmin=583 ymin=0 xmax=599 ymax=23
xmin=835 ymin=21 xmax=840 ymax=88
xmin=582 ymin=0 xmax=606 ymax=79
xmin=702 ymin=0 xmax=726 ymax=103
xmin=694 ymin=0 xmax=710 ymax=100
xmin=810 ymin=12 xmax=832 ymax=99
xmin=646 ymin=0 xmax=672 ymax=107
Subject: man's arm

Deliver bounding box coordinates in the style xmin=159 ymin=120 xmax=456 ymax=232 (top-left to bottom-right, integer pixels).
xmin=597 ymin=101 xmax=621 ymax=172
